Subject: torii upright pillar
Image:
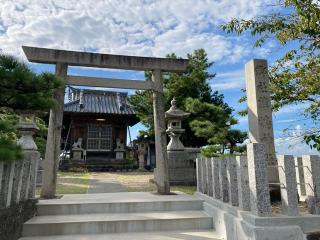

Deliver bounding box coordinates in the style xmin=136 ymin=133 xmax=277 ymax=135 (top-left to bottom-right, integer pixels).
xmin=40 ymin=63 xmax=68 ymax=198
xmin=152 ymin=69 xmax=170 ymax=194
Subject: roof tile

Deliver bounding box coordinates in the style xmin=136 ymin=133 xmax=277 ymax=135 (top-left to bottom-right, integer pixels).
xmin=64 ymin=89 xmax=135 ymax=115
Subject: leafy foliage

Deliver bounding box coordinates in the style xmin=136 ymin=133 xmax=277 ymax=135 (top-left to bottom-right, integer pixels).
xmin=128 ymin=90 xmax=155 ymax=137
xmin=0 ymin=54 xmax=61 ymax=110
xmin=129 ymin=49 xmax=247 ymax=153
xmin=0 ymin=54 xmax=61 ymax=161
xmin=305 ymin=134 xmax=320 ymax=150
xmin=0 ymin=109 xmax=49 ymax=160
xmin=0 ymin=111 xmax=22 ymax=161
xmin=222 ymin=0 xmax=320 ymax=150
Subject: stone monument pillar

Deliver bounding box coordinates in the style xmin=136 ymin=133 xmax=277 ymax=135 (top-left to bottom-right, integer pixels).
xmin=137 ymin=141 xmax=148 ymax=171
xmin=245 ymin=59 xmax=279 ymax=184
xmin=165 ymin=98 xmax=195 ymax=185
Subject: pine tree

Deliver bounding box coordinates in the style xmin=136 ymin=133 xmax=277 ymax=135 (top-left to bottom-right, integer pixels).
xmin=129 ymin=49 xmax=247 ymax=152
xmin=0 ymin=54 xmax=61 ymax=161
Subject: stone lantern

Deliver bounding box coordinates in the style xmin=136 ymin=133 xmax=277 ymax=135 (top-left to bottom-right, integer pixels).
xmin=165 ymin=98 xmax=190 ymax=151
xmin=16 ymin=111 xmax=41 ymax=198
xmin=137 ymin=140 xmax=148 ymax=171
xmin=17 ymin=112 xmax=39 ymax=150
xmin=165 ymin=98 xmax=195 ymax=185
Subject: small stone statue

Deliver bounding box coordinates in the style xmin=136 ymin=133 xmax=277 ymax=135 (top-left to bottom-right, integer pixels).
xmin=72 ymin=138 xmax=83 ymax=150
xmin=116 ymin=138 xmax=124 ymax=150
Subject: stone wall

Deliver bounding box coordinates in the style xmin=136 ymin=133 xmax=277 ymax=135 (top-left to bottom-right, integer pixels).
xmin=0 ymin=113 xmax=40 ymax=240
xmin=196 ymin=144 xmax=320 ymax=239
xmin=0 ymin=199 xmax=37 ymax=240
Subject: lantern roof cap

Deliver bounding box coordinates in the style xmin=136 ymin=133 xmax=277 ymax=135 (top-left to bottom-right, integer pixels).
xmin=165 ymin=98 xmax=190 ymax=120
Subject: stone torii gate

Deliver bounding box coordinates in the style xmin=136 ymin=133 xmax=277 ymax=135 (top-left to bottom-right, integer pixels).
xmin=22 ymin=46 xmax=188 ymax=198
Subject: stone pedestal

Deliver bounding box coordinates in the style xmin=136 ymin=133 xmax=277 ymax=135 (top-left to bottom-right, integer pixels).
xmin=167 ymin=150 xmax=195 ymax=185
xmin=72 ymin=149 xmax=83 ymax=160
xmin=115 ymin=151 xmax=125 ymax=160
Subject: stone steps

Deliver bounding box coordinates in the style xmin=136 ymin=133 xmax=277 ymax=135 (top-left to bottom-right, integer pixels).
xmin=20 ymin=192 xmax=220 ymax=239
xmin=23 ymin=210 xmax=212 ymax=236
xmin=19 ymin=230 xmax=222 ymax=240
xmin=38 ymin=199 xmax=203 ymax=215
xmin=37 ymin=192 xmax=203 ymax=215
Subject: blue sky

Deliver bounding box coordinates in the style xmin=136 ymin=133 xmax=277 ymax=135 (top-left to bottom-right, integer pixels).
xmin=0 ymin=0 xmax=318 ymax=155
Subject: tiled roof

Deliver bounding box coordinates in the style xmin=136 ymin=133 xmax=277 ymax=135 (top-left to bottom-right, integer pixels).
xmin=64 ymin=89 xmax=135 ymax=115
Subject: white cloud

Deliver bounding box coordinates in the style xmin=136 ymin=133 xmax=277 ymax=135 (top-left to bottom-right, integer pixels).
xmin=275 ymin=136 xmax=319 ymax=156
xmin=273 ymin=103 xmax=310 ymax=116
xmin=0 ymin=0 xmax=276 ymax=62
xmin=275 ymin=118 xmax=299 ymax=124
xmin=216 ymin=69 xmax=244 ymax=79
xmin=211 ymin=69 xmax=245 ymax=90
xmin=211 ymin=81 xmax=243 ymax=91
xmin=275 ymin=124 xmax=319 ymax=155
xmin=236 ymin=116 xmax=248 ymax=126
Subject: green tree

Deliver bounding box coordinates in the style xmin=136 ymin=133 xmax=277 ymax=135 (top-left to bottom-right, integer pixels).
xmin=129 ymin=49 xmax=247 ymax=150
xmin=221 ymin=0 xmax=320 ymax=150
xmin=0 ymin=110 xmax=23 ymax=161
xmin=128 ymin=90 xmax=155 ymax=137
xmin=185 ymin=98 xmax=247 ymax=155
xmin=0 ymin=54 xmax=61 ymax=161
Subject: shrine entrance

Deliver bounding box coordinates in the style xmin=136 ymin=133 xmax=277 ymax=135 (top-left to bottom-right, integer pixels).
xmin=22 ymin=46 xmax=188 ymax=198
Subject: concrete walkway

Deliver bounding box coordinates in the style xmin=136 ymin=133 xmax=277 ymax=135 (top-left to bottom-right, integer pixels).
xmin=88 ymin=172 xmax=127 ymax=193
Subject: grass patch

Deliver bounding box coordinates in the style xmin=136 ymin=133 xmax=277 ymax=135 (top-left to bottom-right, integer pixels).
xmin=127 ymin=183 xmax=157 ymax=192
xmin=36 ymin=171 xmax=196 ymax=196
xmin=112 ymin=171 xmax=196 ymax=195
xmin=171 ymin=186 xmax=196 ymax=195
xmin=112 ymin=172 xmax=155 ymax=192
xmin=36 ymin=171 xmax=91 ymax=195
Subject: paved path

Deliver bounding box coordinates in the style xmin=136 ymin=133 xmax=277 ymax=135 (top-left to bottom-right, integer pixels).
xmin=88 ymin=172 xmax=127 ymax=193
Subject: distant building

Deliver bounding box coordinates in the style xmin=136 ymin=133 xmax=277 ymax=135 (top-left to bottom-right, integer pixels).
xmin=60 ymin=88 xmax=139 ymax=170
